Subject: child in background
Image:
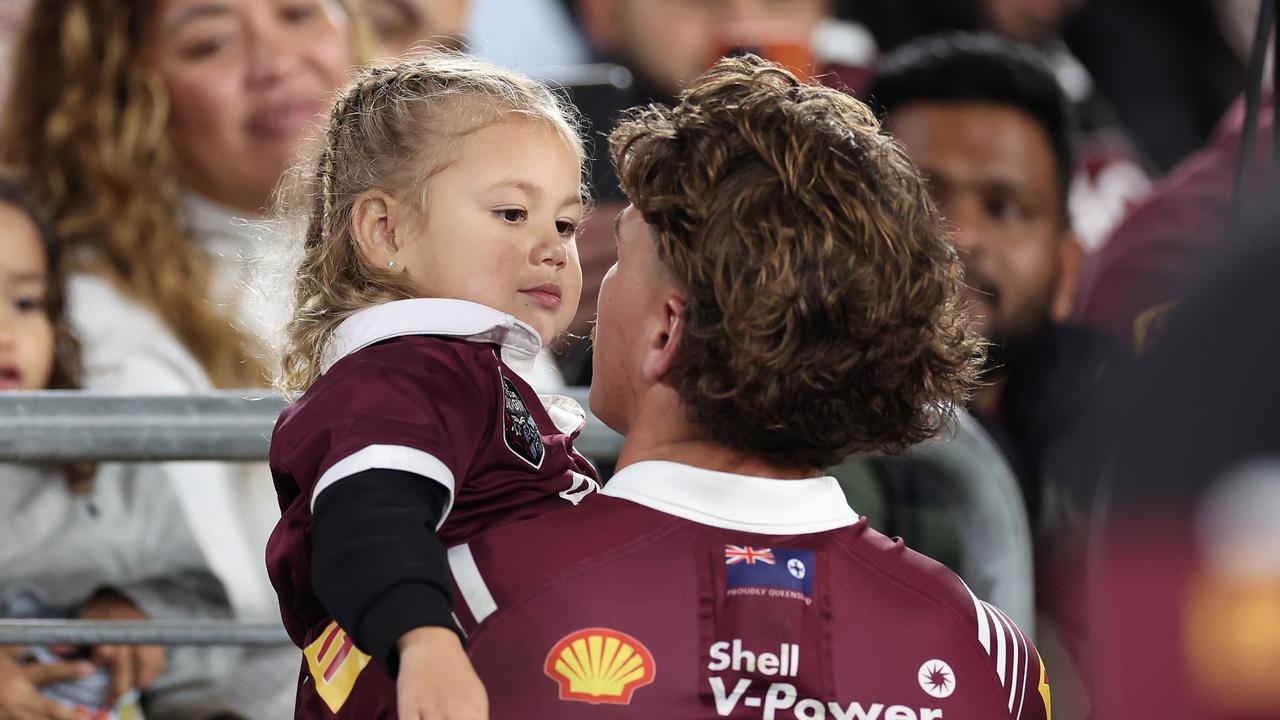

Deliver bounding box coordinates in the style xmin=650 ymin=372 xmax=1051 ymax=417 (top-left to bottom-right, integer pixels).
xmin=266 ymin=53 xmax=600 ymax=718
xmin=0 ymin=177 xmax=236 ymax=720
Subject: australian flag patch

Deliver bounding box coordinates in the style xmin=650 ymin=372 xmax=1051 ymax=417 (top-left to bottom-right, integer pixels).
xmin=724 ymin=546 xmax=815 ymax=605
xmin=501 ymin=375 xmax=545 ymax=468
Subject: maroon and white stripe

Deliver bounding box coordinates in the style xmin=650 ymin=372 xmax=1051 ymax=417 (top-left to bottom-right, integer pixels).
xmin=966 ymin=585 xmax=1032 ymax=720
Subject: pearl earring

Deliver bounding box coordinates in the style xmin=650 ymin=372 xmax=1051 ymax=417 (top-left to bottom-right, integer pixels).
xmin=387 ymin=260 xmax=397 ymax=269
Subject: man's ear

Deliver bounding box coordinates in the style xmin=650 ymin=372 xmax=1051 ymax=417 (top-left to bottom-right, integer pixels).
xmin=1051 ymin=230 xmax=1085 ymax=323
xmin=577 ymin=0 xmax=623 ymax=51
xmin=351 ymin=190 xmax=403 ymax=271
xmin=641 ymin=294 xmax=686 ymax=383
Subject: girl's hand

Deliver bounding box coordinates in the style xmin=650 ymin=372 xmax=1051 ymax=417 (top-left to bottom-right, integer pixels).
xmin=396 ymin=627 xmax=488 ymax=720
xmin=0 ymin=650 xmax=87 ymax=720
xmin=78 ymin=591 xmax=166 ymax=705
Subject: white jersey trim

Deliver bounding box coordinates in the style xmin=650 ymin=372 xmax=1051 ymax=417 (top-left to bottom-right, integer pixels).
xmin=448 ymin=543 xmax=498 ymax=624
xmin=600 ymin=461 xmax=858 ymax=534
xmin=322 ymin=298 xmax=542 ymax=379
xmin=311 ymin=444 xmax=456 ymax=528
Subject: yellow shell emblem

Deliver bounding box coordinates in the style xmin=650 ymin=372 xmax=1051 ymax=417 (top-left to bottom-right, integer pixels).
xmin=544 ymin=627 xmax=656 ymax=705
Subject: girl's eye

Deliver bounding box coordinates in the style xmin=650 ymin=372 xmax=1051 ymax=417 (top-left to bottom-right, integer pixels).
xmin=556 ymin=220 xmax=578 ymax=238
xmin=497 ymin=208 xmax=527 ymax=224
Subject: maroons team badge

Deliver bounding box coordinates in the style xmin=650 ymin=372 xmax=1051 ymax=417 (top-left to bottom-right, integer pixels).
xmin=545 ymin=628 xmax=656 ymax=705
xmin=501 ymin=375 xmax=545 ymax=468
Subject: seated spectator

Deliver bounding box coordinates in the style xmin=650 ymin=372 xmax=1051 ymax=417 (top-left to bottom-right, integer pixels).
xmin=868 ymin=32 xmax=1118 ymax=527
xmin=449 ymin=55 xmax=1050 ymax=720
xmin=365 ymin=0 xmax=467 ymax=56
xmin=1 ymin=0 xmax=355 ymax=387
xmin=0 ymin=176 xmax=244 ymax=720
xmin=574 ymin=0 xmax=835 ymax=106
xmin=0 ymin=0 xmax=358 ymax=623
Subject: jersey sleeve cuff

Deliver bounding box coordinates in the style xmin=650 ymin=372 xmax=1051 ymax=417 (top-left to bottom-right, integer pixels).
xmin=312 ymin=445 xmax=456 ymax=527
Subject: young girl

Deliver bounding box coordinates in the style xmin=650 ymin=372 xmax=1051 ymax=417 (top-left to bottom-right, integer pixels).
xmin=266 ymin=54 xmax=601 ymax=718
xmin=0 ymin=177 xmax=238 ymax=720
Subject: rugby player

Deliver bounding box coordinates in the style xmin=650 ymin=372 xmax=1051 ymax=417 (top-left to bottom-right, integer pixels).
xmin=447 ymin=56 xmax=1052 ymax=720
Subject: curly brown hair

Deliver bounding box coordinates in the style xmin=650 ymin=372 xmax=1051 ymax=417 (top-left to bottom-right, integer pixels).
xmin=610 ymin=55 xmax=983 ymax=468
xmin=275 ymin=52 xmax=584 ymax=397
xmin=0 ymin=0 xmax=371 ymax=388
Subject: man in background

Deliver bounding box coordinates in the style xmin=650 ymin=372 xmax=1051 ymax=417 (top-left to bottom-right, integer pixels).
xmin=868 ymin=32 xmax=1116 ymax=524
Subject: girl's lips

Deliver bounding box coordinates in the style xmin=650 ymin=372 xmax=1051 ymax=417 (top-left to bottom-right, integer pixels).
xmin=521 ymin=284 xmax=563 ymax=310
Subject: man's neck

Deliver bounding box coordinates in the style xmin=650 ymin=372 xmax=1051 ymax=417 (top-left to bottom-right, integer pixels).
xmin=614 ymin=387 xmax=821 ymax=480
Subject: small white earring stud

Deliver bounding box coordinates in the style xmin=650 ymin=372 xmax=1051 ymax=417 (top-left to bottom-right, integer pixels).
xmin=387 ymin=260 xmax=397 ymax=269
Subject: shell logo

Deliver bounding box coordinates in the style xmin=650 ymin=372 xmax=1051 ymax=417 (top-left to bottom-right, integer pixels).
xmin=544 ymin=627 xmax=656 ymax=705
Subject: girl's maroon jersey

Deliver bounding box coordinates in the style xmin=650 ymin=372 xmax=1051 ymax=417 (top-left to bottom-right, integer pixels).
xmin=266 ymin=299 xmax=599 ymax=654
xmin=451 ymin=462 xmax=1051 ymax=720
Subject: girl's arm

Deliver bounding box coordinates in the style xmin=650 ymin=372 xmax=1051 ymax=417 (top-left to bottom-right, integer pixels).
xmin=310 ymin=469 xmax=460 ymax=674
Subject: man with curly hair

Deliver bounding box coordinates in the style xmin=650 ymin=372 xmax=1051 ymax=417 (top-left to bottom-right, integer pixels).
xmin=447 ymin=55 xmax=1050 ymax=719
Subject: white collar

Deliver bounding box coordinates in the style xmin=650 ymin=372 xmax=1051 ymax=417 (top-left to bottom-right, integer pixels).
xmin=323 ymin=298 xmax=543 ymax=378
xmin=601 ymin=460 xmax=858 ymax=534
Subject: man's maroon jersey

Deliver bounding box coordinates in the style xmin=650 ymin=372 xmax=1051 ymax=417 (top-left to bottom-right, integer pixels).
xmin=450 ymin=461 xmax=1051 ymax=720
xmin=266 ymin=299 xmax=599 ymax=711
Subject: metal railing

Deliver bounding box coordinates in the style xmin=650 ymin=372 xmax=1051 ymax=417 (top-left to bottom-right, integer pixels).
xmin=0 ymin=389 xmax=622 ymax=463
xmin=0 ymin=389 xmax=1032 ymax=644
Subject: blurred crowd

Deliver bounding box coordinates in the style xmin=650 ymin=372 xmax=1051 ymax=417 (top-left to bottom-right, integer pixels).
xmin=0 ymin=0 xmax=1275 ymax=719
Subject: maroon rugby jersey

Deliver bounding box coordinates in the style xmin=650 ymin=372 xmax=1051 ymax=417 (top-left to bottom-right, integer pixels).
xmin=451 ymin=461 xmax=1051 ymax=720
xmin=266 ymin=298 xmax=600 ymax=655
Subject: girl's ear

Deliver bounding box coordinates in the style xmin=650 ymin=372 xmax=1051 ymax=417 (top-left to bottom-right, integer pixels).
xmin=351 ymin=190 xmax=404 ymax=271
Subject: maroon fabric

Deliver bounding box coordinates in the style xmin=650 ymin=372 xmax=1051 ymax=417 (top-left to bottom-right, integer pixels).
xmin=1073 ymin=99 xmax=1274 ymax=351
xmin=456 ymin=496 xmax=1050 ymax=720
xmin=266 ymin=334 xmax=598 ymax=654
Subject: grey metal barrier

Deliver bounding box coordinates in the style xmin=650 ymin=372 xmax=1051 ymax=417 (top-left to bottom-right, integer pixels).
xmin=0 ymin=389 xmax=623 ymax=463
xmin=0 ymin=390 xmax=1031 ymax=643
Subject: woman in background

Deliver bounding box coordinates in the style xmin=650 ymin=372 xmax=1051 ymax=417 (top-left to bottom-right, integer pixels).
xmin=0 ymin=0 xmax=359 ymax=624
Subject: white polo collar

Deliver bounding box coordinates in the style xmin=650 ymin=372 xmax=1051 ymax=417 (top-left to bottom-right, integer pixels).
xmin=601 ymin=461 xmax=858 ymax=534
xmin=323 ymin=298 xmax=543 ymax=378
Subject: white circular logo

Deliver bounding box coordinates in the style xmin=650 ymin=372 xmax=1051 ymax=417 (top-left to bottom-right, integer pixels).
xmin=918 ymin=659 xmax=955 ymax=699
xmin=787 ymin=558 xmax=807 ymax=579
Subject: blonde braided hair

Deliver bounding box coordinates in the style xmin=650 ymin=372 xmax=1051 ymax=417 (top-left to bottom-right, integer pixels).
xmin=276 ymin=53 xmax=585 ymax=397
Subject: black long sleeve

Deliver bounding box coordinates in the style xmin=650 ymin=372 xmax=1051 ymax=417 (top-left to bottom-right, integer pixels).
xmin=311 ymin=468 xmax=459 ymax=676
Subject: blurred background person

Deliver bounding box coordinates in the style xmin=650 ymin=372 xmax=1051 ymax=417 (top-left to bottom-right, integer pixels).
xmin=573 ymin=0 xmax=835 ymax=105
xmin=364 ymin=0 xmax=467 ymax=56
xmin=1087 ymin=209 xmax=1280 ymax=720
xmin=868 ymin=32 xmax=1116 ymax=528
xmin=0 ymin=0 xmax=358 ymax=627
xmin=0 ymin=174 xmax=255 ymax=720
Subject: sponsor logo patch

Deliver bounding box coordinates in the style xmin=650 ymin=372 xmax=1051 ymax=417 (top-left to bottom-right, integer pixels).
xmin=303 ymin=621 xmax=372 ymax=713
xmin=917 ymin=659 xmax=956 ymax=699
xmin=725 ymin=546 xmax=815 ymax=604
xmin=501 ymin=374 xmax=545 ymax=468
xmin=544 ymin=628 xmax=656 ymax=705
